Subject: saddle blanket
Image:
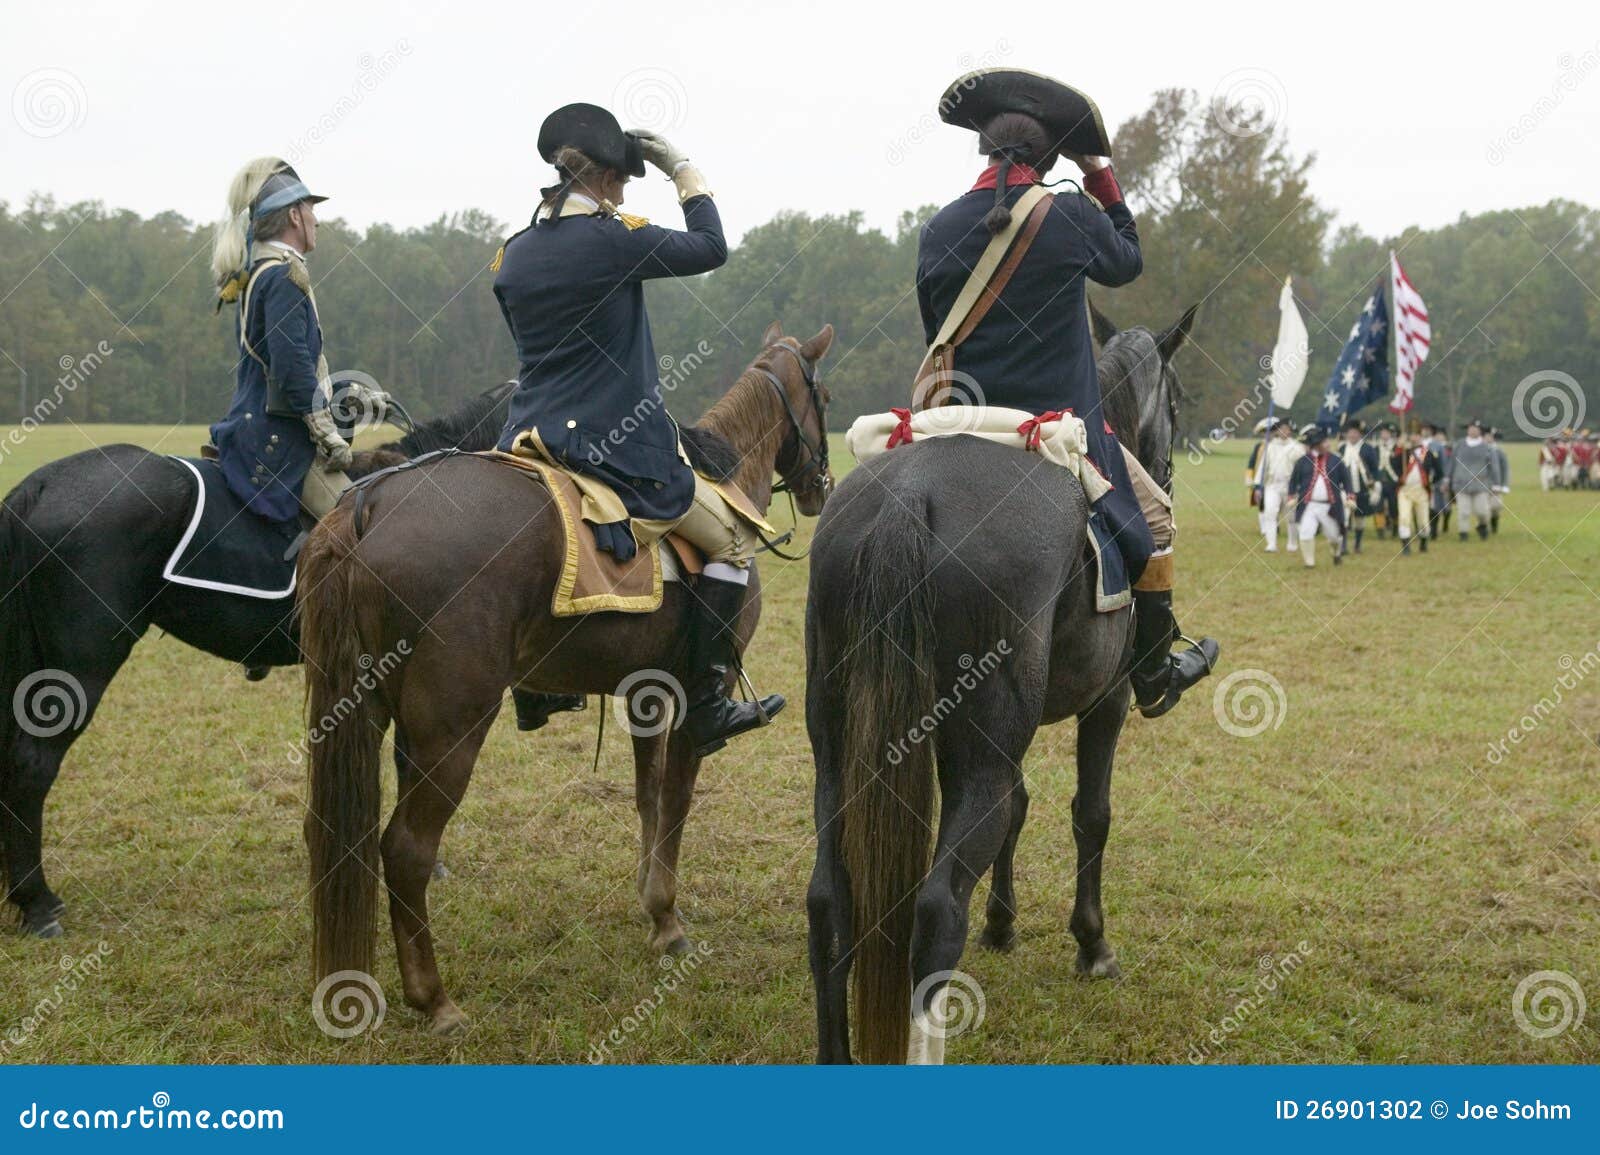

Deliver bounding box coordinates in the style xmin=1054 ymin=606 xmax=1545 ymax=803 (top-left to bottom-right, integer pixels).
xmin=846 ymin=407 xmax=1129 ymax=613
xmin=486 ymin=451 xmax=766 ymax=618
xmin=162 ymin=457 xmax=302 ymax=600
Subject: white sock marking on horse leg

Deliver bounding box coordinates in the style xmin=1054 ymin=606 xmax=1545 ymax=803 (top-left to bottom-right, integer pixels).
xmin=906 ymin=986 xmax=949 ymax=1065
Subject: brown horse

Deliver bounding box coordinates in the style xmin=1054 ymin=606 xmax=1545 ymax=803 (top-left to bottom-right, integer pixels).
xmin=297 ymin=322 xmax=834 ymax=1033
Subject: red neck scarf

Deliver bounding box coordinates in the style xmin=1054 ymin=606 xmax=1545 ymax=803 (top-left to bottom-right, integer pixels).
xmin=970 ymin=161 xmax=1041 ymax=191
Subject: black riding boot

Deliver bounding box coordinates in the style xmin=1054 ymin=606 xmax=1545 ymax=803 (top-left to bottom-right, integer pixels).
xmin=1353 ymin=528 xmax=1364 ymax=553
xmin=513 ymin=689 xmax=586 ymax=732
xmin=682 ymin=575 xmax=785 ymax=757
xmin=1418 ymin=533 xmax=1428 ymax=553
xmin=1491 ymin=512 xmax=1500 ymax=534
xmin=1129 ymin=589 xmax=1221 ymax=720
xmin=1477 ymin=522 xmax=1490 ymax=540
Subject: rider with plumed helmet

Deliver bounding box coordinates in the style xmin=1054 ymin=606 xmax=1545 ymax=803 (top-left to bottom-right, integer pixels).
xmin=493 ymin=103 xmax=780 ymax=755
xmin=916 ymin=69 xmax=1218 ymax=717
xmin=208 ymin=159 xmax=387 ymax=522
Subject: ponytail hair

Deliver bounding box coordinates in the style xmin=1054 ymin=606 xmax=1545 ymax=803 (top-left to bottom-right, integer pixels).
xmin=539 ymin=146 xmax=604 ymax=223
xmin=211 ymin=156 xmax=289 ymax=297
xmin=977 ymin=113 xmax=1056 ymax=236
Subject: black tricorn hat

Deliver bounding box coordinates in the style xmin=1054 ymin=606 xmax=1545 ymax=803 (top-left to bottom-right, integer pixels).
xmin=537 ymin=103 xmax=646 ymax=178
xmin=1302 ymin=423 xmax=1331 ymax=445
xmin=938 ymin=68 xmax=1112 ymax=158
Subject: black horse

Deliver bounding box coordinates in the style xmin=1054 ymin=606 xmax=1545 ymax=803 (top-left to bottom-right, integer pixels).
xmin=0 ymin=385 xmax=514 ymax=937
xmin=804 ymin=304 xmax=1194 ymax=1063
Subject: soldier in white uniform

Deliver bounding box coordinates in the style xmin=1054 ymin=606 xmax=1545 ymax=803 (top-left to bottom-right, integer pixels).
xmin=1256 ymin=417 xmax=1304 ymax=552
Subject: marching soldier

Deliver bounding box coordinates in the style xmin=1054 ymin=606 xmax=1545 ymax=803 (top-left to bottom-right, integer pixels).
xmin=1393 ymin=427 xmax=1442 ymax=554
xmin=1426 ymin=422 xmax=1453 ymax=536
xmin=1488 ymin=427 xmax=1510 ymax=533
xmin=1337 ymin=418 xmax=1379 ymax=554
xmin=492 ymin=103 xmax=780 ymax=755
xmin=1373 ymin=421 xmax=1401 ymax=537
xmin=208 ymin=158 xmax=387 ymax=521
xmin=1244 ymin=415 xmax=1271 ymax=509
xmin=1451 ymin=417 xmax=1501 ymax=540
xmin=1290 ymin=424 xmax=1352 ymax=568
xmin=1539 ymin=435 xmax=1563 ymax=491
xmin=1257 ymin=416 xmax=1303 ymax=552
xmin=914 ymin=68 xmax=1219 ymax=717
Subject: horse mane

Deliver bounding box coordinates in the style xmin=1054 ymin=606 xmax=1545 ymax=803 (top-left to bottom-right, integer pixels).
xmin=1096 ymin=329 xmax=1155 ymax=444
xmin=695 ymin=367 xmax=785 ymax=494
xmin=386 ymin=381 xmax=517 ymax=457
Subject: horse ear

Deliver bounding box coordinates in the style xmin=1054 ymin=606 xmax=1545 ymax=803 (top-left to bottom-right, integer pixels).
xmin=761 ymin=321 xmax=784 ymax=345
xmin=1088 ymin=297 xmax=1118 ymax=348
xmin=1158 ymin=303 xmax=1199 ymax=361
xmin=801 ymin=323 xmax=835 ymax=363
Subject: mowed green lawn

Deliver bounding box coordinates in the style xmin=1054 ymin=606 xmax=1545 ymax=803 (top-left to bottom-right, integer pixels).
xmin=1 ymin=424 xmax=1596 ymax=1064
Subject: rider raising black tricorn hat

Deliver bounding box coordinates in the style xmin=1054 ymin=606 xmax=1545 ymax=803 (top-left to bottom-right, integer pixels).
xmin=938 ymin=68 xmax=1113 ymax=160
xmin=914 ymin=66 xmax=1218 ymax=719
xmin=536 ymin=102 xmax=647 ymax=179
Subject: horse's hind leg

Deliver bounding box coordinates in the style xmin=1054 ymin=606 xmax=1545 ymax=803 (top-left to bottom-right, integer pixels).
xmin=381 ymin=701 xmax=495 ymax=1035
xmin=3 ymin=733 xmax=72 ymax=937
xmin=908 ymin=717 xmax=1036 ymax=1063
xmin=4 ymin=656 xmax=127 ymax=937
xmin=639 ymin=727 xmax=701 ymax=956
xmin=806 ymin=725 xmax=852 ymax=1063
xmin=978 ymin=772 xmax=1029 ymax=952
xmin=631 ymin=732 xmax=665 ymax=902
xmin=1070 ymin=684 xmax=1130 ymax=979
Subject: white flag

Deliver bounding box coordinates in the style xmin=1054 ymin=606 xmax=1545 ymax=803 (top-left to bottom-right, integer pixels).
xmin=1269 ymin=275 xmax=1310 ymax=409
xmin=1390 ymin=251 xmax=1431 ymax=412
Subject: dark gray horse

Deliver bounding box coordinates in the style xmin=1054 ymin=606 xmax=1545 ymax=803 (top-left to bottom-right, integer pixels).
xmin=804 ymin=303 xmax=1195 ymax=1064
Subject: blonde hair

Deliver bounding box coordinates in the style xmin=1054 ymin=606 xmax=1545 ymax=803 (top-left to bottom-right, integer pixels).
xmin=210 ymin=156 xmax=290 ymax=290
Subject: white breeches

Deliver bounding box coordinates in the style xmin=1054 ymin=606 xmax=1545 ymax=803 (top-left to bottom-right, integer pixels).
xmin=1297 ymin=501 xmax=1341 ymax=565
xmin=1258 ymin=483 xmax=1298 ymax=550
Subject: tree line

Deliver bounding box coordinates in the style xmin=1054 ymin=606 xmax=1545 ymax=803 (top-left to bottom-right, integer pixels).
xmin=2 ymin=88 xmax=1594 ymax=439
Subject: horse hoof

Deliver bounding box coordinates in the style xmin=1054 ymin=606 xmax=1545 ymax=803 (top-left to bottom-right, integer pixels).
xmin=655 ymin=934 xmax=694 ymax=958
xmin=431 ymin=861 xmax=450 ymax=881
xmin=25 ymin=918 xmax=64 ymax=940
xmin=429 ymin=1004 xmax=470 ymax=1036
xmin=978 ymin=924 xmax=1016 ymax=953
xmin=1075 ymin=944 xmax=1121 ymax=980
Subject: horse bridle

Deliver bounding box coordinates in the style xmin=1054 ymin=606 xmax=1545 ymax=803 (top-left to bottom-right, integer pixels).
xmin=754 ymin=340 xmax=831 ymax=500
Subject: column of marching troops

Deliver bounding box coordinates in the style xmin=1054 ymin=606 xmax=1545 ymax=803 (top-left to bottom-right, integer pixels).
xmin=1245 ymin=416 xmax=1525 ymax=568
xmin=1537 ymin=430 xmax=1600 ymax=492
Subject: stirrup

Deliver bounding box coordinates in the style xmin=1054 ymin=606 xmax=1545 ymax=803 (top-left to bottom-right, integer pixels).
xmin=736 ymin=664 xmax=776 ymax=725
xmin=1175 ymin=633 xmax=1217 ymax=675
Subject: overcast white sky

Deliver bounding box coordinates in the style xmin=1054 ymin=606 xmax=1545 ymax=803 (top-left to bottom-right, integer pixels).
xmin=3 ymin=0 xmax=1596 ymax=245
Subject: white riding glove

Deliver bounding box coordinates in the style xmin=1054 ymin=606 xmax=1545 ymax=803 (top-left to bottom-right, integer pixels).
xmin=630 ymin=128 xmax=711 ymax=203
xmin=304 ymin=407 xmax=353 ymax=471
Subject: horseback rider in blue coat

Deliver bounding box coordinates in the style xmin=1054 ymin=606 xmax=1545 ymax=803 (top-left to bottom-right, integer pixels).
xmin=492 ymin=103 xmax=780 ymax=755
xmin=208 ymin=158 xmax=389 ymax=522
xmin=916 ymin=70 xmax=1218 ymax=717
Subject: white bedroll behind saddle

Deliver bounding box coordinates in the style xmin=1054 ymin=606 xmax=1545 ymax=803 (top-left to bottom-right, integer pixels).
xmin=846 ymin=406 xmax=1113 ymax=506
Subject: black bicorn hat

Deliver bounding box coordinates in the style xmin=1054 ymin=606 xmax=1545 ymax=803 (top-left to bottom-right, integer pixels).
xmin=1342 ymin=417 xmax=1365 ymax=433
xmin=937 ymin=68 xmax=1112 ymax=158
xmin=1301 ymin=423 xmax=1330 ymax=445
xmin=537 ymin=103 xmax=646 ymax=178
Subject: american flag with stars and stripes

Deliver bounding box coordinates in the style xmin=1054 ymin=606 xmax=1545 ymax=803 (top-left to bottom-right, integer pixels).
xmin=1389 ymin=251 xmax=1431 ymax=412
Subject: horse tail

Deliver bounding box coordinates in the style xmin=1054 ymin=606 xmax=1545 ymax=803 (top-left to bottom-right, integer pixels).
xmin=0 ymin=477 xmax=45 ymax=886
xmin=838 ymin=503 xmax=938 ymax=1064
xmin=297 ymin=506 xmax=385 ymax=984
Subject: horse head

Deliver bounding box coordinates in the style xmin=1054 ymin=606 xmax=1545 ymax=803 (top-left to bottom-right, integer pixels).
xmin=1090 ymin=299 xmax=1197 ymax=494
xmin=755 ymin=320 xmax=836 ymax=516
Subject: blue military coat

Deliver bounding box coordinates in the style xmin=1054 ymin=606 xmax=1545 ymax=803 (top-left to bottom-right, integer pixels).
xmin=494 ymin=193 xmax=727 ymax=528
xmin=916 ymin=178 xmax=1152 ymax=575
xmin=1290 ymin=449 xmax=1353 ymax=530
xmin=210 ymin=247 xmax=324 ymax=523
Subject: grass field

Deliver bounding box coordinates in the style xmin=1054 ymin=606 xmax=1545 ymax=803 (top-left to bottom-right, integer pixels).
xmin=1 ymin=423 xmax=1596 ymax=1064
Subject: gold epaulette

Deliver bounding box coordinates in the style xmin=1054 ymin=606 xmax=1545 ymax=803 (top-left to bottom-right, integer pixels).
xmin=284 ymin=254 xmax=311 ymax=294
xmin=490 ymin=245 xmax=505 ymax=273
xmin=615 ymin=210 xmax=648 ymax=231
